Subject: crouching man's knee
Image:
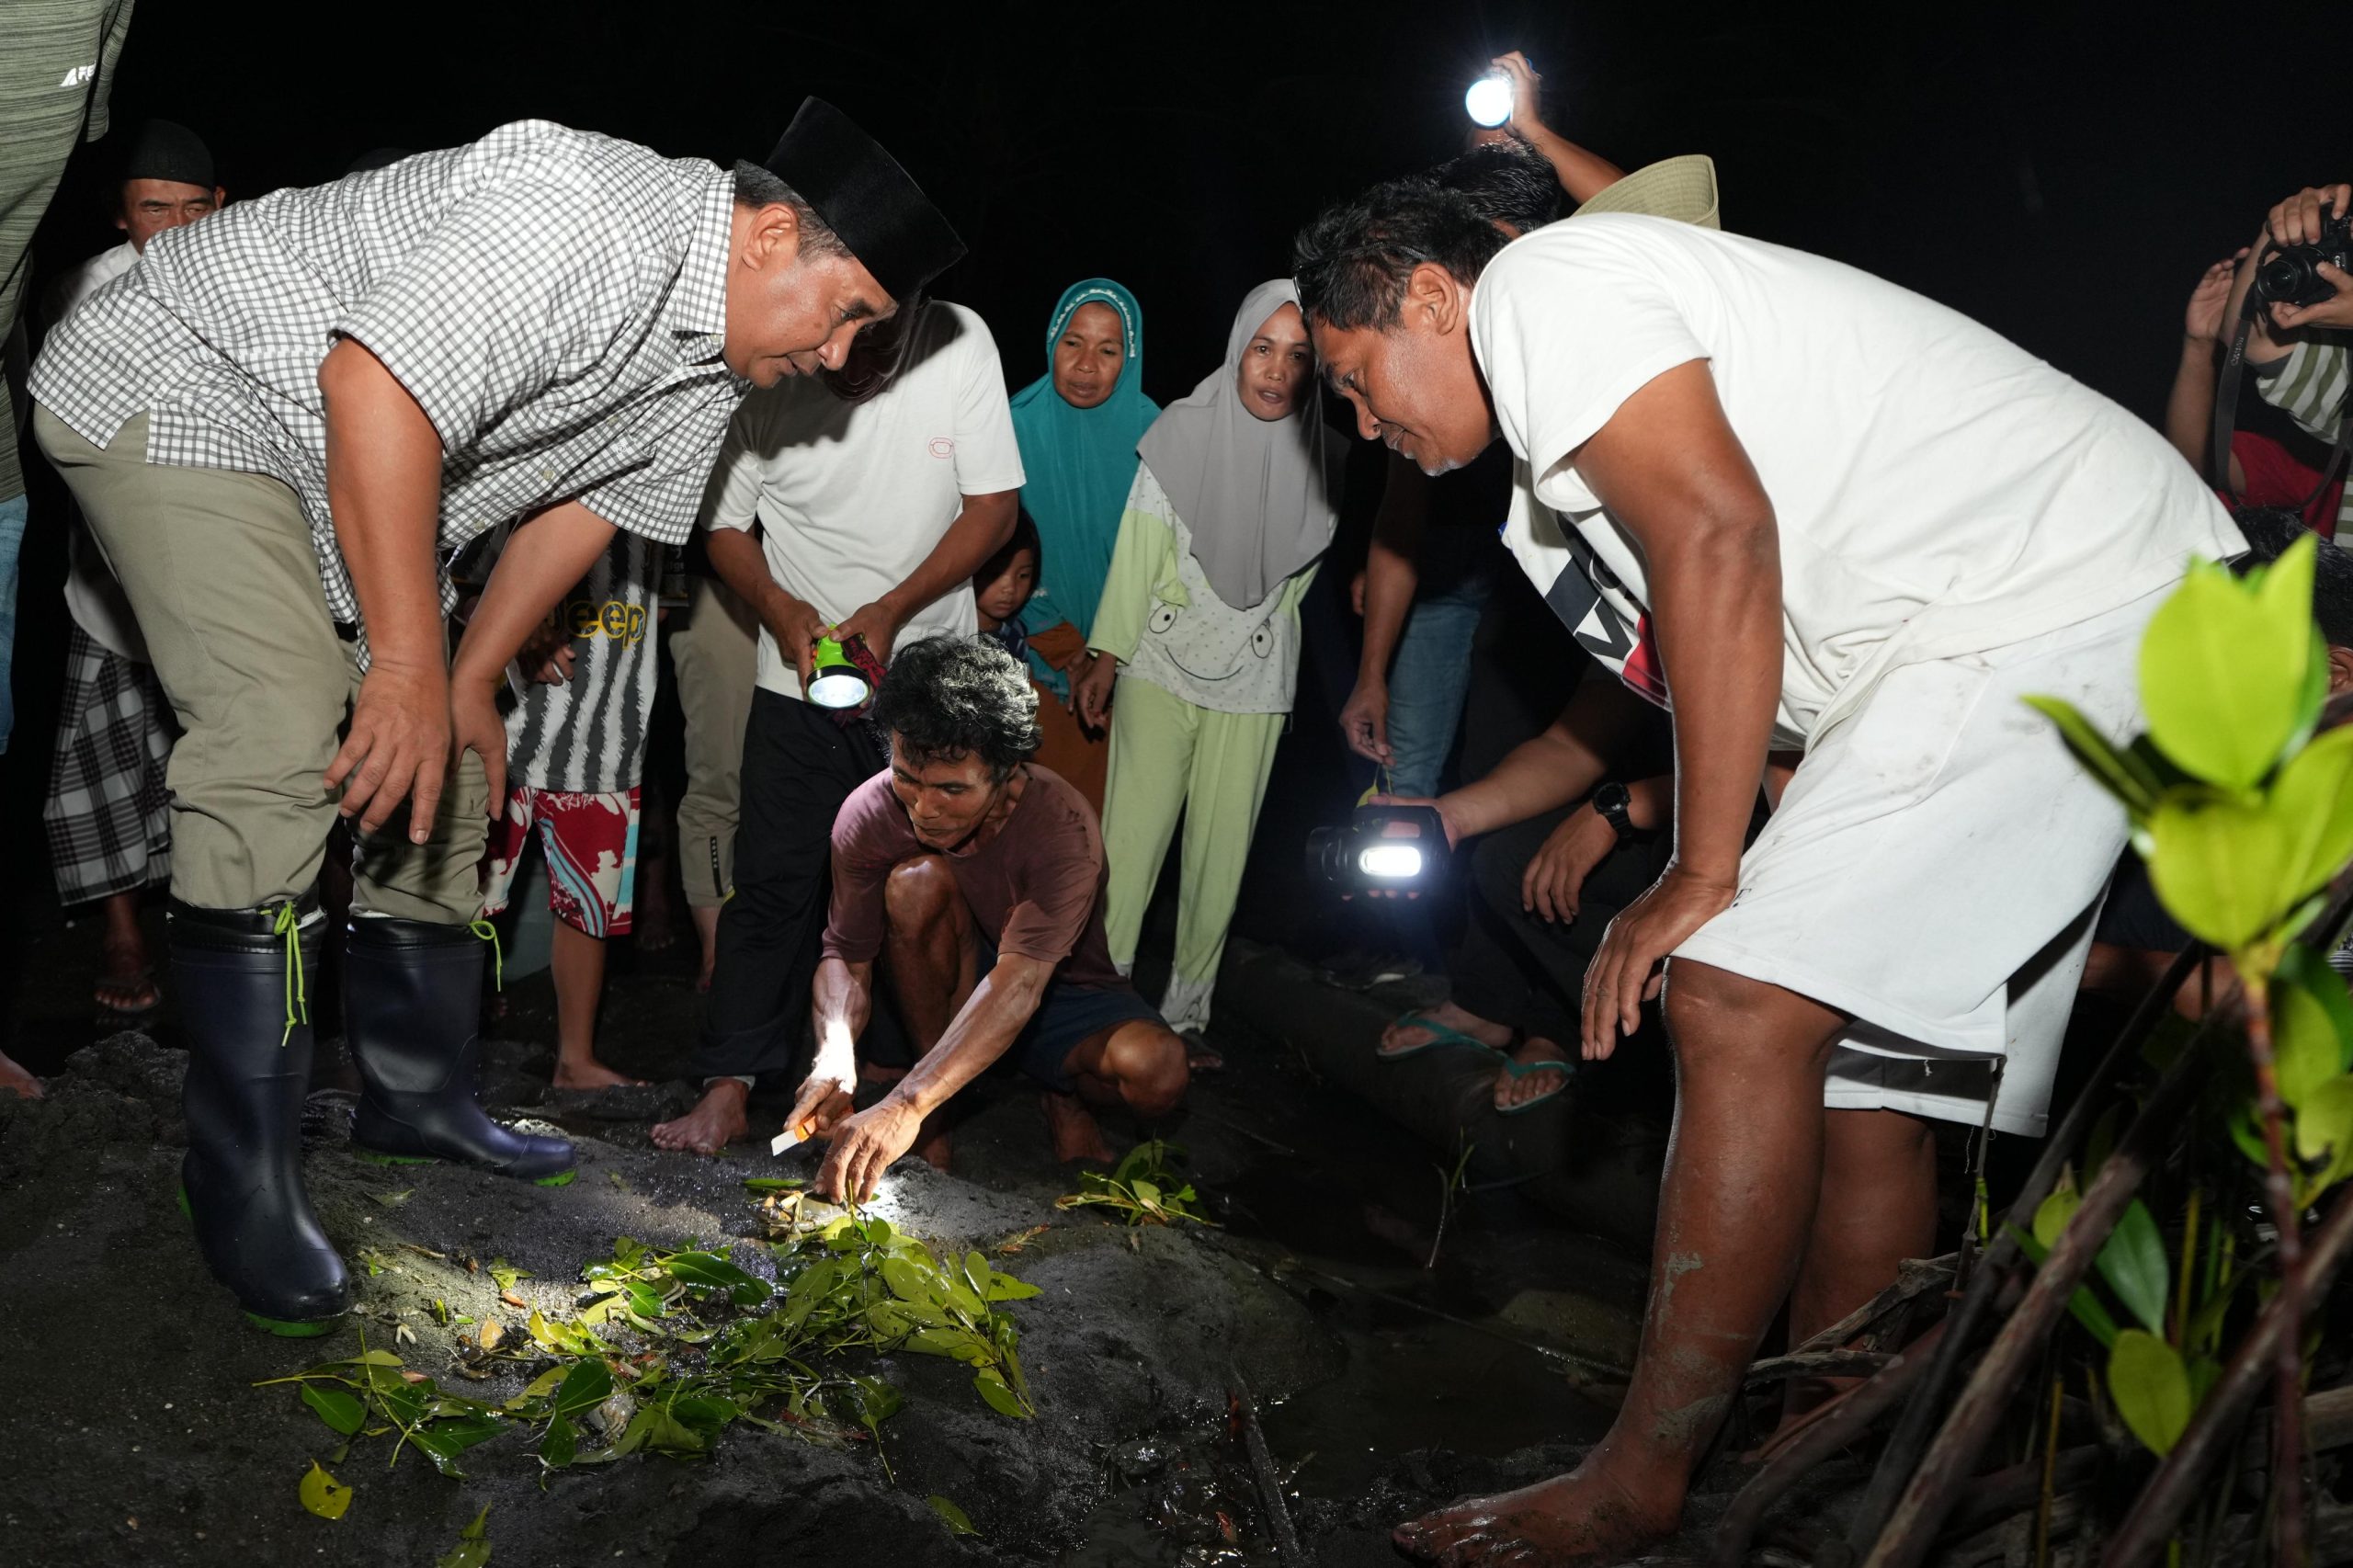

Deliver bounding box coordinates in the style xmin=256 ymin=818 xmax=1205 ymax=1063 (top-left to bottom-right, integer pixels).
xmin=884 ymin=856 xmax=960 ymax=934
xmin=1105 ymin=1020 xmax=1189 ymax=1120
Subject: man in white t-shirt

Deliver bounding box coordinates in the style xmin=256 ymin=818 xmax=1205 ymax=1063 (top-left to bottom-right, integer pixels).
xmin=1298 ymin=189 xmax=2243 ymax=1562
xmin=653 ymin=300 xmax=1024 ymax=1154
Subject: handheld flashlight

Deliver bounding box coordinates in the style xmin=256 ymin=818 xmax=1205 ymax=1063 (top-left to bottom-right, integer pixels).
xmin=1306 ymin=804 xmax=1450 ymax=895
xmin=807 ymin=634 xmax=874 ymax=710
xmin=1464 ymin=71 xmax=1514 ymax=129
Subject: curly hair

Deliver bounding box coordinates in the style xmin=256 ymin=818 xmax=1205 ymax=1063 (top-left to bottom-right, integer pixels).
xmin=1292 ymin=181 xmax=1509 ymax=332
xmin=871 ymin=634 xmax=1041 ymax=779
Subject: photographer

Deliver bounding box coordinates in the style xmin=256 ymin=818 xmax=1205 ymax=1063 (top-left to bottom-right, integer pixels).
xmin=2220 ymin=184 xmax=2352 ymax=537
xmin=1370 ymin=674 xmax=1674 ymax=1112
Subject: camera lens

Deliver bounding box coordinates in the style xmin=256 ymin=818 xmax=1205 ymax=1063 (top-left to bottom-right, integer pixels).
xmin=2257 ymin=249 xmax=2317 ymax=306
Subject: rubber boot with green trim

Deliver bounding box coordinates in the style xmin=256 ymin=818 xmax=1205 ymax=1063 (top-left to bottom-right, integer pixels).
xmin=344 ymin=915 xmax=574 ymax=1185
xmin=171 ymin=896 xmax=352 ymax=1335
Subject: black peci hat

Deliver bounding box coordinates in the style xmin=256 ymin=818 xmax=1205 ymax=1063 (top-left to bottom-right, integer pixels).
xmin=122 ymin=119 xmax=215 ymax=188
xmin=762 ymin=97 xmax=964 ymax=302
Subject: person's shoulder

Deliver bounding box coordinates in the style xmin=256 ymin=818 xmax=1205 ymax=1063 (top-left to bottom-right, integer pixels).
xmin=834 ymin=769 xmax=909 ymax=844
xmin=1015 ymin=766 xmax=1102 ymax=847
xmin=458 ymin=121 xmax=702 ymax=209
xmin=922 ymin=301 xmax=1009 ymax=369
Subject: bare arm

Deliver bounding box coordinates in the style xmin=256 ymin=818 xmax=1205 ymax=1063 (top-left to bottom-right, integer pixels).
xmin=2165 ymin=256 xmax=2244 ymax=478
xmin=1572 ymin=360 xmax=1782 ymax=1056
xmin=835 ymin=489 xmax=1019 ymax=662
xmin=318 ymin=337 xmax=453 ymax=840
xmin=1431 ymin=676 xmax=1654 ymax=840
xmin=446 ymin=502 xmax=620 ymax=806
xmin=816 ymin=952 xmax=1055 ymax=1202
xmin=1493 ymin=51 xmax=1626 ymax=205
xmin=706 ymin=524 xmax=827 ymax=691
xmin=1340 ymin=453 xmax=1430 ymax=764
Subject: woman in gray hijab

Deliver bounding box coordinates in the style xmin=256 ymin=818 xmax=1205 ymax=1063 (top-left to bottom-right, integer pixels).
xmin=1073 ymin=279 xmax=1343 ymax=1049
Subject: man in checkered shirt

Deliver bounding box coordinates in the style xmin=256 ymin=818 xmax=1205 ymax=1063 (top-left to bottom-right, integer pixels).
xmin=28 ymin=99 xmax=964 ymax=1336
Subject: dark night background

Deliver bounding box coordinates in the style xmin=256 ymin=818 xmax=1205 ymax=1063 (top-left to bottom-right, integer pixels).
xmin=20 ymin=0 xmax=2351 ymax=419
xmin=4 ymin=0 xmax=2349 ymax=928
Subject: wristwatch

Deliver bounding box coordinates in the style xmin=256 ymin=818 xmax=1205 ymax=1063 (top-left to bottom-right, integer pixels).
xmin=1592 ymin=780 xmax=1638 ymax=844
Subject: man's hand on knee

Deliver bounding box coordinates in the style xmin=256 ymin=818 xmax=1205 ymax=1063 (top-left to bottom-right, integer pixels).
xmin=1581 ymin=864 xmax=1737 ymax=1060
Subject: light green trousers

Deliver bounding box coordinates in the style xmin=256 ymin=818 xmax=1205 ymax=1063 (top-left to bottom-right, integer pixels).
xmin=1099 ymin=676 xmax=1285 ymax=1034
xmin=34 ymin=407 xmax=487 ymax=920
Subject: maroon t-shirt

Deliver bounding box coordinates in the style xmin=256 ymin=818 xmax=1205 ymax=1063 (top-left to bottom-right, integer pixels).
xmin=821 ymin=764 xmax=1129 ymax=991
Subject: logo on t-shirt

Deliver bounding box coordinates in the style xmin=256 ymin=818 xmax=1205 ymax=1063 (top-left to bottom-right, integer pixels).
xmin=59 ymin=63 xmax=97 ymax=87
xmin=926 ymin=437 xmax=955 ymax=460
xmin=1540 ymin=533 xmax=1668 ymax=709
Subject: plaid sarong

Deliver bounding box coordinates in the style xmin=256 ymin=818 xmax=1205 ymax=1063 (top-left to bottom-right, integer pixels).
xmin=43 ymin=622 xmax=175 ymax=905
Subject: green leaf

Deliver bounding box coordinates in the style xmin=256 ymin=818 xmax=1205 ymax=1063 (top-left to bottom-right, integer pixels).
xmin=2108 ymin=1328 xmax=2195 ymax=1457
xmin=2140 ymin=546 xmax=2313 ymax=789
xmin=663 ymin=1251 xmax=758 ymax=1292
xmin=486 ymin=1259 xmax=529 ymax=1290
xmin=2144 ymin=786 xmax=2298 ymax=949
xmin=2007 ymin=1226 xmax=2120 ymax=1347
xmin=300 ymin=1384 xmax=366 ymax=1437
xmin=984 ymin=1271 xmax=1041 ymax=1303
xmin=741 ymin=1177 xmax=803 ymax=1191
xmin=2274 ymin=944 xmax=2353 ymax=1108
xmin=2031 ymin=1180 xmax=2082 ymax=1250
xmin=2023 ymin=695 xmax=2159 ymax=812
xmin=2095 ymin=1200 xmax=2169 ymax=1335
xmin=299 ymin=1460 xmax=353 ymax=1520
xmin=436 ymin=1505 xmax=493 ymax=1568
xmin=539 ymin=1412 xmax=577 ymax=1470
xmin=2294 ymin=1077 xmax=2353 ymax=1197
xmin=972 ymin=1368 xmax=1031 ymax=1420
xmin=927 ymin=1495 xmax=979 ymax=1537
xmin=551 ymin=1358 xmax=613 ymax=1417
xmin=880 ymin=1256 xmax=936 ymax=1305
xmin=2268 ymin=723 xmax=2353 ymax=905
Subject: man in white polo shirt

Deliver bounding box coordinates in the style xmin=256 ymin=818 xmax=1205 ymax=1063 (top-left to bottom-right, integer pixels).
xmin=653 ymin=300 xmax=1024 ymax=1154
xmin=1297 ymin=187 xmax=2243 ymax=1563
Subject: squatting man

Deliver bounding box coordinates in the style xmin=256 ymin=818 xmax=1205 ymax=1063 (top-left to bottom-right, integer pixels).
xmin=1294 ymin=169 xmax=2243 ymax=1561
xmin=779 ymin=635 xmax=1190 ymax=1203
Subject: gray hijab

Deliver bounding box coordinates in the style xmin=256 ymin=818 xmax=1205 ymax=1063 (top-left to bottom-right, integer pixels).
xmin=1136 ymin=278 xmax=1343 ymax=609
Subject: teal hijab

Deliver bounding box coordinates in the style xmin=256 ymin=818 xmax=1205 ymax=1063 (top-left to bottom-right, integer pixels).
xmin=1008 ymin=279 xmax=1157 ymax=688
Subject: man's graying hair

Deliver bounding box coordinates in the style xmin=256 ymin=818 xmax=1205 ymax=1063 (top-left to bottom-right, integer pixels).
xmin=871 ymin=635 xmax=1041 ymax=781
xmin=1292 ymin=182 xmax=1510 ymax=332
xmin=730 ymin=160 xmax=849 ymax=262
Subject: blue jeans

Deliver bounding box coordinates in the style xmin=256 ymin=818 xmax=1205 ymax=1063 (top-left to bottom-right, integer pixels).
xmin=1382 ymin=573 xmax=1491 ymax=798
xmin=0 ymin=491 xmax=26 ymax=754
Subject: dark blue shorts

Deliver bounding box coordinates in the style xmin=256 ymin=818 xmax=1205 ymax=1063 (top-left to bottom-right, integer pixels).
xmin=983 ymin=935 xmax=1165 ymax=1093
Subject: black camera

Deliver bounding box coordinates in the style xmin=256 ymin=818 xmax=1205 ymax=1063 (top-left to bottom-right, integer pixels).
xmin=1305 ymin=805 xmax=1450 ymax=895
xmin=2256 ymin=210 xmax=2353 ymax=308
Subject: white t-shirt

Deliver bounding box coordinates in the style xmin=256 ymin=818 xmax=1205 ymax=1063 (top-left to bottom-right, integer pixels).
xmin=701 ymin=301 xmax=1027 ymax=699
xmin=1474 ymin=216 xmax=2245 ymax=745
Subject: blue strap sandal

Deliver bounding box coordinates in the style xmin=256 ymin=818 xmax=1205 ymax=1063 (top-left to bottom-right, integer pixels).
xmin=1377 ymin=1010 xmax=1505 ymax=1062
xmin=1494 ymin=1043 xmax=1574 ymax=1115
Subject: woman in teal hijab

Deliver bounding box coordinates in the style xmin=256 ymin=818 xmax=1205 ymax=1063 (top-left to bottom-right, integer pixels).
xmin=1008 ymin=279 xmax=1157 ymax=702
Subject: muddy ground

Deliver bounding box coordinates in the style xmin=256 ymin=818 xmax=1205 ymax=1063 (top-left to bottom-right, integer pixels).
xmin=0 ymin=924 xmax=1719 ymax=1568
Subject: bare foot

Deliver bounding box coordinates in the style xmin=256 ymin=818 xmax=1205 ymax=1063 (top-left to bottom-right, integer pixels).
xmin=1040 ymin=1092 xmax=1115 ymax=1165
xmin=553 ymin=1059 xmax=650 ymax=1091
xmin=1493 ymin=1036 xmax=1573 ymax=1112
xmin=915 ymin=1123 xmax=952 ymax=1173
xmin=650 ymin=1080 xmax=749 ymax=1153
xmin=1379 ymin=999 xmax=1510 ymax=1060
xmin=1392 ymin=1460 xmax=1680 ymax=1566
xmin=95 ymin=935 xmax=160 ymax=1016
xmin=0 ymin=1050 xmax=43 ymax=1101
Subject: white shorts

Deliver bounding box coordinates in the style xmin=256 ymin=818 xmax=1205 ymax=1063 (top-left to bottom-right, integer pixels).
xmin=1673 ymin=588 xmax=2165 ymax=1137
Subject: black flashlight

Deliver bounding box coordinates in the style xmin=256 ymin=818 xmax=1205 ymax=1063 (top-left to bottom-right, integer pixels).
xmin=1305 ymin=804 xmax=1450 ymax=895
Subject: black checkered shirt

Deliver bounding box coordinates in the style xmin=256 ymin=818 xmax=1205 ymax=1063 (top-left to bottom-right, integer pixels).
xmin=31 ymin=119 xmax=747 ymax=641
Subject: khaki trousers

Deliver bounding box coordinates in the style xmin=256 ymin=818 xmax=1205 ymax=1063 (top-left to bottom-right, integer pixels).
xmin=667 ymin=573 xmax=759 ymax=909
xmin=34 ymin=406 xmax=487 ymax=920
